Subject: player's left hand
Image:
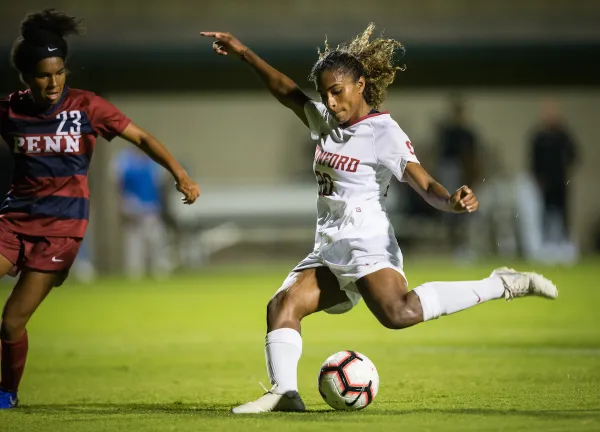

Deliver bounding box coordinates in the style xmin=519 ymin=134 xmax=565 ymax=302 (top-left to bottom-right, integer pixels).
xmin=176 ymin=175 xmax=200 ymax=205
xmin=200 ymin=31 xmax=249 ymax=58
xmin=449 ymin=185 xmax=478 ymax=213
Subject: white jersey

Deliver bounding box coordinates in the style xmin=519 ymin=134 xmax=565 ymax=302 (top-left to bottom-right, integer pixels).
xmin=305 ymin=100 xmax=419 ymax=249
xmin=280 ymin=101 xmax=421 ymax=314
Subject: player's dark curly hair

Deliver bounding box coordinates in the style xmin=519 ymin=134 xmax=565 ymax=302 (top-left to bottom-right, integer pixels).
xmin=309 ymin=23 xmax=405 ymax=110
xmin=11 ymin=8 xmax=82 ymax=74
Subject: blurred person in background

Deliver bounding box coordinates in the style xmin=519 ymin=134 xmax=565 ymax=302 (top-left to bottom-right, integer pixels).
xmin=528 ymin=99 xmax=579 ymax=264
xmin=435 ymin=97 xmax=481 ymax=261
xmin=0 ymin=8 xmax=199 ymax=408
xmin=467 ymin=143 xmax=520 ymax=259
xmin=114 ymin=146 xmax=172 ymax=280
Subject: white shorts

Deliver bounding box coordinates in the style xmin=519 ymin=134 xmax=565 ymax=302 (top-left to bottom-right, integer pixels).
xmin=273 ymin=235 xmax=407 ymax=314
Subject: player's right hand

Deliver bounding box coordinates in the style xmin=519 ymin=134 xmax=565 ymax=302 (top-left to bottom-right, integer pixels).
xmin=200 ymin=32 xmax=249 ymax=58
xmin=449 ymin=185 xmax=478 ymax=213
xmin=176 ymin=175 xmax=200 ymax=205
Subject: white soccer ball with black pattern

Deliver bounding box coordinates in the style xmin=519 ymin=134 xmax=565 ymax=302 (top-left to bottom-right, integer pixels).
xmin=318 ymin=350 xmax=379 ymax=410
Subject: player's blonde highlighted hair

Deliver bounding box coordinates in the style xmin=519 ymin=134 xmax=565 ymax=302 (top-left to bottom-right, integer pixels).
xmin=309 ymin=23 xmax=405 ymax=110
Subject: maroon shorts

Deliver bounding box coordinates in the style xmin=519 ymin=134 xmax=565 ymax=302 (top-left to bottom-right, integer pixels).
xmin=0 ymin=223 xmax=82 ymax=275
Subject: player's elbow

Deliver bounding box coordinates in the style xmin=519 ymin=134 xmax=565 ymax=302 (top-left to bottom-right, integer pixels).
xmin=136 ymin=130 xmax=154 ymax=148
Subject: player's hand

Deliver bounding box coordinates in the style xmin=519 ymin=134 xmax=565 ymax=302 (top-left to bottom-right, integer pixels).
xmin=200 ymin=31 xmax=249 ymax=58
xmin=449 ymin=185 xmax=478 ymax=213
xmin=175 ymin=175 xmax=200 ymax=205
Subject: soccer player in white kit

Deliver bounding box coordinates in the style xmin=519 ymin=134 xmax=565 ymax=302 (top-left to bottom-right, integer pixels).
xmin=201 ymin=24 xmax=558 ymax=414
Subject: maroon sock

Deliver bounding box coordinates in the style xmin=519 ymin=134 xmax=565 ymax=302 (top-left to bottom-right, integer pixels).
xmin=0 ymin=331 xmax=28 ymax=392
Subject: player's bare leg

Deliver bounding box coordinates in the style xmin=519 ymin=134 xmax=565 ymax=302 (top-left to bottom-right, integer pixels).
xmin=0 ymin=254 xmax=15 ymax=280
xmin=267 ymin=267 xmax=348 ymax=332
xmin=356 ymin=267 xmax=557 ymax=329
xmin=355 ymin=268 xmax=421 ymax=329
xmin=232 ymin=267 xmax=349 ymax=414
xmin=0 ymin=270 xmax=58 ymax=408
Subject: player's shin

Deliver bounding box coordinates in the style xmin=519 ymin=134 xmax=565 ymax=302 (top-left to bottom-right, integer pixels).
xmin=265 ymin=328 xmax=302 ymax=394
xmin=0 ymin=330 xmax=28 ymax=392
xmin=413 ymin=277 xmax=505 ymax=321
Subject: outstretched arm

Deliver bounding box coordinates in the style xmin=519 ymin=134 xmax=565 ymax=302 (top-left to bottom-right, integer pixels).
xmin=119 ymin=122 xmax=200 ymax=205
xmin=403 ymin=162 xmax=478 ymax=213
xmin=200 ymin=31 xmax=311 ymax=127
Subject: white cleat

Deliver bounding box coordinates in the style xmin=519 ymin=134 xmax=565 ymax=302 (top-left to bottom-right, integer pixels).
xmin=231 ymin=385 xmax=306 ymax=414
xmin=491 ymin=267 xmax=558 ymax=301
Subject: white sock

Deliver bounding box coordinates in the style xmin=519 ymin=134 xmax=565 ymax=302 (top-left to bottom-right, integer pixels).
xmin=413 ymin=276 xmax=505 ymax=321
xmin=265 ymin=328 xmax=302 ymax=394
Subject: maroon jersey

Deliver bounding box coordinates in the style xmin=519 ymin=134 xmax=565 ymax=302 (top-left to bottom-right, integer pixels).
xmin=0 ymin=87 xmax=131 ymax=237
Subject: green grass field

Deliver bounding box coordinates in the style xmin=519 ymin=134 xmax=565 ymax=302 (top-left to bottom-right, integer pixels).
xmin=0 ymin=258 xmax=599 ymax=431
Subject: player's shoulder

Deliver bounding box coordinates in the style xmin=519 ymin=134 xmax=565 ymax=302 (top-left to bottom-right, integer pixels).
xmin=67 ymin=89 xmax=123 ymax=121
xmin=370 ymin=113 xmax=409 ymax=142
xmin=305 ymin=100 xmax=329 ymax=118
xmin=66 ymin=88 xmax=102 ymax=107
xmin=307 ymin=100 xmax=325 ymax=110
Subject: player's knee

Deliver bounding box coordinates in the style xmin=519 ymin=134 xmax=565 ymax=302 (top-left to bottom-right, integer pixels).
xmin=266 ymin=295 xmax=280 ymax=323
xmin=0 ymin=317 xmax=27 ymax=340
xmin=266 ymin=292 xmax=286 ymax=326
xmin=267 ymin=290 xmax=300 ymax=327
xmin=378 ymin=301 xmax=419 ymax=330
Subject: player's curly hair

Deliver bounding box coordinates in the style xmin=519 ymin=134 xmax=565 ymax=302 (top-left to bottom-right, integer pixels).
xmin=11 ymin=8 xmax=82 ymax=74
xmin=309 ymin=23 xmax=405 ymax=110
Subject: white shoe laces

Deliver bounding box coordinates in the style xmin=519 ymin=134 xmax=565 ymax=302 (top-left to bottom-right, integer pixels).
xmin=258 ymin=382 xmax=273 ymax=395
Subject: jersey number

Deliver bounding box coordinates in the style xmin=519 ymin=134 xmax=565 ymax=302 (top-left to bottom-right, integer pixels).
xmin=315 ymin=171 xmax=334 ymax=196
xmin=56 ymin=110 xmax=82 ymax=135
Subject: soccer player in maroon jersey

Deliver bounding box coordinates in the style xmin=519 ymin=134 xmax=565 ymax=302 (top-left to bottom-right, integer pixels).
xmin=0 ymin=9 xmax=200 ymax=408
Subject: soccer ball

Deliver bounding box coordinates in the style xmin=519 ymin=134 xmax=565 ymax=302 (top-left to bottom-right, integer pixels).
xmin=318 ymin=350 xmax=379 ymax=410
